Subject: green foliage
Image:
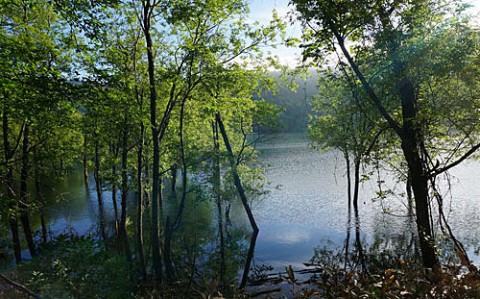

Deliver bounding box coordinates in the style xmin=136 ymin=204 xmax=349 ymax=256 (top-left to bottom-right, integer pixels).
xmin=295 ymin=0 xmax=480 ymax=144
xmin=294 ymin=0 xmax=480 ymax=178
xmin=0 ymin=1 xmax=84 ymax=253
xmin=18 ymin=234 xmax=135 ymax=298
xmin=1 ymin=0 xmax=284 ymax=295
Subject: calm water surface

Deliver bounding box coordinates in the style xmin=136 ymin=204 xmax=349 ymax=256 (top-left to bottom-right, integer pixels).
xmin=253 ymin=133 xmax=480 ymax=269
xmin=38 ymin=133 xmax=480 ymax=271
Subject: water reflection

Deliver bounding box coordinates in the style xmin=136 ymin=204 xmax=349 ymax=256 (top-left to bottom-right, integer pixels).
xmin=7 ymin=133 xmax=480 ymax=295
xmin=243 ymin=207 xmax=422 ymax=297
xmin=240 ymin=229 xmax=258 ymax=289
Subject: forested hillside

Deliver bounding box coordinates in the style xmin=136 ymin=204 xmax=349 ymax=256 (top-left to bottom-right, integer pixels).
xmin=262 ymin=72 xmax=317 ymax=132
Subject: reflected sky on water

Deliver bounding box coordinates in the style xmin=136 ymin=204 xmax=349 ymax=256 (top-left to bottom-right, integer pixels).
xmin=31 ymin=133 xmax=480 ymax=272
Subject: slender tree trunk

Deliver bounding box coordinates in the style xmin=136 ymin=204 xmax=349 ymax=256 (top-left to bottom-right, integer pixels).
xmin=143 ymin=1 xmax=162 ymax=278
xmin=344 ymin=152 xmax=352 ymax=218
xmin=164 ymin=216 xmax=175 ymax=282
xmin=149 ymin=79 xmax=163 ymax=274
xmin=2 ymin=107 xmax=21 ymax=263
xmin=112 ymin=164 xmax=119 ymax=233
xmin=132 ymin=30 xmax=148 ymax=278
xmin=343 ymin=152 xmax=352 ymax=270
xmin=165 ymin=100 xmax=188 ymax=282
xmin=353 ymin=204 xmax=366 ymax=272
xmin=19 ymin=124 xmax=36 ymax=257
xmin=172 ymin=100 xmax=188 ymax=229
xmin=215 ymin=113 xmax=258 ymax=232
xmin=240 ymin=230 xmax=259 ymax=289
xmin=83 ymin=138 xmax=89 ymax=187
xmin=225 ymin=202 xmax=231 ymax=226
xmin=119 ymin=121 xmax=131 ymax=259
xmin=39 ymin=213 xmax=47 ymax=243
xmin=9 ymin=218 xmax=21 ymax=263
xmin=353 ymin=158 xmax=361 ymax=213
xmin=406 ymin=171 xmax=414 ymax=215
xmin=33 ymin=149 xmax=47 ymax=244
xmin=93 ymin=134 xmax=106 ymax=241
xmin=136 ymin=121 xmax=147 ymax=278
xmin=212 ymin=121 xmax=226 ymax=288
xmin=171 ymin=164 xmax=177 ymax=193
xmin=344 ymin=213 xmax=352 ymax=270
xmin=144 ymin=156 xmax=150 ymax=209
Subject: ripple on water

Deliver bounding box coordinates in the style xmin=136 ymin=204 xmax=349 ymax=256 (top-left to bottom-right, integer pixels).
xmin=254 ymin=133 xmax=480 ymax=267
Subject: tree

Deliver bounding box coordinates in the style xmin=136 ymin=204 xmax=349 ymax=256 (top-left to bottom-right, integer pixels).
xmin=131 ymin=0 xmax=284 ymax=282
xmin=309 ymin=70 xmax=384 ymax=216
xmin=293 ymin=0 xmax=480 ymax=273
xmin=0 ymin=0 xmax=81 ymax=262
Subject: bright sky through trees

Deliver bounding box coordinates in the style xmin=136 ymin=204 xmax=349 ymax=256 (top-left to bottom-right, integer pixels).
xmin=249 ymin=0 xmax=302 ymax=67
xmin=249 ymin=0 xmax=480 ymax=68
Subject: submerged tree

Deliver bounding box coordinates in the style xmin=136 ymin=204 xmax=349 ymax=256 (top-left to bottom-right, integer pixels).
xmin=309 ymin=70 xmax=384 ymax=216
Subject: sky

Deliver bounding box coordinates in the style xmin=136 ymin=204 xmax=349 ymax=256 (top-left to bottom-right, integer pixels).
xmin=248 ymin=0 xmax=302 ymax=67
xmin=248 ymin=0 xmax=480 ymax=68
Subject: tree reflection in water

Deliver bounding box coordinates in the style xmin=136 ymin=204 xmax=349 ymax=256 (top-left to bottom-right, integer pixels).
xmin=242 ymin=205 xmax=479 ymax=298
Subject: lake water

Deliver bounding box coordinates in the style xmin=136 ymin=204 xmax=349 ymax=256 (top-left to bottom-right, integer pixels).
xmin=23 ymin=133 xmax=480 ymax=280
xmin=253 ymin=133 xmax=480 ymax=267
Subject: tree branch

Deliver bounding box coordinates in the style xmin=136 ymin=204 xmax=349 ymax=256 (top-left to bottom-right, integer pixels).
xmin=0 ymin=273 xmax=39 ymax=298
xmin=327 ymin=19 xmax=403 ymax=136
xmin=429 ymin=142 xmax=480 ymax=178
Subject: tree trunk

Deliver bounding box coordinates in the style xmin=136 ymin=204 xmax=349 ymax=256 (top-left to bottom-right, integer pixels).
xmin=132 ymin=30 xmax=147 ymax=278
xmin=83 ymin=138 xmax=89 ymax=187
xmin=165 ymin=99 xmax=188 ymax=282
xmin=171 ymin=164 xmax=177 ymax=193
xmin=213 ymin=121 xmax=226 ymax=288
xmin=19 ymin=124 xmax=36 ymax=257
xmin=172 ymin=100 xmax=188 ymax=229
xmin=148 ymin=68 xmax=163 ymax=277
xmin=398 ymin=77 xmax=439 ymax=270
xmin=93 ymin=134 xmax=106 ymax=241
xmin=240 ymin=230 xmax=259 ymax=289
xmin=143 ymin=1 xmax=162 ymax=278
xmin=406 ymin=171 xmax=414 ymax=215
xmin=112 ymin=164 xmax=119 ymax=233
xmin=344 ymin=152 xmax=352 ymax=270
xmin=136 ymin=121 xmax=147 ymax=278
xmin=344 ymin=152 xmax=352 ymax=218
xmin=119 ymin=121 xmax=131 ymax=259
xmin=34 ymin=149 xmax=47 ymax=244
xmin=333 ymin=31 xmax=439 ymax=271
xmin=353 ymin=157 xmax=361 ymax=213
xmin=216 ymin=113 xmax=258 ymax=232
xmin=2 ymin=107 xmax=21 ymax=263
xmin=401 ymin=141 xmax=438 ymax=269
xmin=353 ymin=205 xmax=366 ymax=272
xmin=9 ymin=218 xmax=21 ymax=263
xmin=164 ymin=217 xmax=175 ymax=282
xmin=40 ymin=212 xmax=47 ymax=243
xmin=344 ymin=214 xmax=351 ymax=270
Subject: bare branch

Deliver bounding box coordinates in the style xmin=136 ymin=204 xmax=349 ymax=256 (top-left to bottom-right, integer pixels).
xmin=0 ymin=273 xmax=40 ymax=298
xmin=430 ymin=143 xmax=480 ymax=178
